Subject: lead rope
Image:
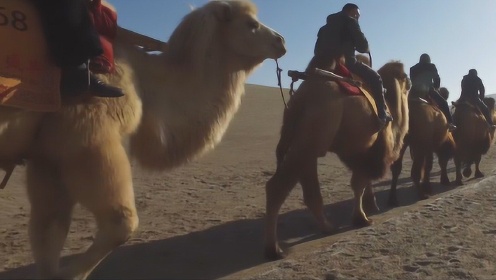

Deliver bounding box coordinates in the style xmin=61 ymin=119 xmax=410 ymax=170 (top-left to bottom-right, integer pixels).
xmin=275 ymin=59 xmax=288 ymax=108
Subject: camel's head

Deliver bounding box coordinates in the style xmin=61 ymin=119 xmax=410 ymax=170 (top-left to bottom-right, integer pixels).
xmin=210 ymin=0 xmax=286 ymax=60
xmin=378 ymin=61 xmax=411 ymax=92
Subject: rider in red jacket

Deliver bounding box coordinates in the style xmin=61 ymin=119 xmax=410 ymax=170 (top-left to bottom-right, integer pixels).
xmin=32 ymin=0 xmax=123 ymax=98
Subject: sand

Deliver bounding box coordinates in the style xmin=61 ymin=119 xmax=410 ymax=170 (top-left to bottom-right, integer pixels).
xmin=1 ymin=84 xmax=495 ymax=279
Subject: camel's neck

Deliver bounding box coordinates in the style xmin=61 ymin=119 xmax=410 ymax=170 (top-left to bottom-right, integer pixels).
xmin=121 ymin=42 xmax=258 ymax=169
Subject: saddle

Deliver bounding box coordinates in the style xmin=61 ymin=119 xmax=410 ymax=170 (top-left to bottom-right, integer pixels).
xmin=287 ymin=62 xmax=380 ymax=116
xmin=0 ymin=0 xmax=118 ymax=111
xmin=451 ymin=100 xmax=484 ymax=118
xmin=408 ymin=88 xmax=442 ymax=113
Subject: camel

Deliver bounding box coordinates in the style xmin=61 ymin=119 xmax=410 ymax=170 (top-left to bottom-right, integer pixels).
xmin=451 ymin=97 xmax=496 ymax=185
xmin=0 ymin=1 xmax=286 ymax=278
xmin=389 ymin=89 xmax=456 ymax=206
xmin=264 ymin=56 xmax=410 ymax=260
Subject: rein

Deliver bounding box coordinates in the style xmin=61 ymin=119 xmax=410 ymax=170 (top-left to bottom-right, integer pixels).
xmin=367 ymin=51 xmax=373 ymax=68
xmin=275 ymin=59 xmax=288 ymax=108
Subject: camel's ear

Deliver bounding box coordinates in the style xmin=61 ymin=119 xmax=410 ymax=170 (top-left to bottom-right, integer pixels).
xmin=213 ymin=1 xmax=233 ymax=22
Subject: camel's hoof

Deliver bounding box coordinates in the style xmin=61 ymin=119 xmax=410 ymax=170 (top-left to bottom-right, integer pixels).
xmin=352 ymin=216 xmax=373 ymax=228
xmin=454 ymin=180 xmax=463 ymax=186
xmin=418 ymin=193 xmax=430 ymax=200
xmin=388 ymin=198 xmax=399 ymax=208
xmin=462 ymin=168 xmax=472 ymax=178
xmin=440 ymin=178 xmax=451 ymax=186
xmin=422 ymin=183 xmax=433 ymax=195
xmin=475 ymin=171 xmax=484 ymax=178
xmin=264 ymin=245 xmax=286 ymax=261
xmin=320 ymin=222 xmax=335 ymax=234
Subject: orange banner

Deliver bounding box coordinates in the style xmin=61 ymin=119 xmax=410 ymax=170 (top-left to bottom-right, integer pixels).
xmin=0 ymin=0 xmax=61 ymax=112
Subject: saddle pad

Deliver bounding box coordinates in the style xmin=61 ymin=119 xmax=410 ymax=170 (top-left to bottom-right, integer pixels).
xmin=0 ymin=0 xmax=61 ymax=112
xmin=335 ymin=63 xmax=378 ymax=116
xmin=334 ymin=63 xmax=361 ymax=95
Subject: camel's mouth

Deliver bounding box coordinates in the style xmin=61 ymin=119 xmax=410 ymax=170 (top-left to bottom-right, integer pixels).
xmin=269 ymin=41 xmax=286 ymax=59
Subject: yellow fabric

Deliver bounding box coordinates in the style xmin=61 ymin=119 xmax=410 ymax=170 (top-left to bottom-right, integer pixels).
xmin=350 ymin=73 xmax=379 ymax=116
xmin=0 ymin=0 xmax=61 ymax=112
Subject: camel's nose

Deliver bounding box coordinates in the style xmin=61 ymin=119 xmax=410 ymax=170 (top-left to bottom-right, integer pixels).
xmin=275 ymin=32 xmax=285 ymax=45
xmin=273 ymin=33 xmax=286 ymax=57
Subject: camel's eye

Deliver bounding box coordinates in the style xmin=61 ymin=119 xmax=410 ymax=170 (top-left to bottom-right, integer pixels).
xmin=247 ymin=19 xmax=260 ymax=31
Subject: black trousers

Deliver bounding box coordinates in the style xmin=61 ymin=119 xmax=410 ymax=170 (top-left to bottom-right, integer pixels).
xmin=346 ymin=60 xmax=386 ymax=114
xmin=32 ymin=0 xmax=102 ymax=68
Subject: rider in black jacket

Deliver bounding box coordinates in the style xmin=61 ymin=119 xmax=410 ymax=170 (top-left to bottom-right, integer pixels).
xmin=410 ymin=53 xmax=456 ymax=131
xmin=313 ymin=3 xmax=392 ymax=129
xmin=459 ymin=69 xmax=496 ymax=128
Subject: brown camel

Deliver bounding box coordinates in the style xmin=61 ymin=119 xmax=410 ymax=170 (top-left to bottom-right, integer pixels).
xmin=389 ymin=91 xmax=456 ymax=206
xmin=0 ymin=1 xmax=286 ymax=278
xmin=264 ymin=56 xmax=410 ymax=260
xmin=451 ymin=97 xmax=496 ymax=185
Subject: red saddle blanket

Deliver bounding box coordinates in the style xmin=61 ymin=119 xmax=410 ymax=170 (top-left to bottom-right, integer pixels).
xmin=334 ymin=63 xmax=362 ymax=96
xmin=88 ymin=0 xmax=117 ymax=74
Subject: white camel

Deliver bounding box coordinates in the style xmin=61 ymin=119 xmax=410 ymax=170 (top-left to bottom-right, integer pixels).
xmin=0 ymin=0 xmax=285 ymax=278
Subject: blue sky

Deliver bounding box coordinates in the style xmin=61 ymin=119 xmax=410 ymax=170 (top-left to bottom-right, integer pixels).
xmin=111 ymin=0 xmax=496 ymax=102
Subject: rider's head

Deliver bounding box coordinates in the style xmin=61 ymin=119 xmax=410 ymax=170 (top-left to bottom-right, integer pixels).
xmin=469 ymin=69 xmax=478 ymax=76
xmin=419 ymin=53 xmax=431 ymax=64
xmin=342 ymin=3 xmax=360 ymax=20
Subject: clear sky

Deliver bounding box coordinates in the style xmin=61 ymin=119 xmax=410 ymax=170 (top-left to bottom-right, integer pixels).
xmin=111 ymin=0 xmax=496 ymax=102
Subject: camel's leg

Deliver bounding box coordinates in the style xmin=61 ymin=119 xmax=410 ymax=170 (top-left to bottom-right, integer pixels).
xmin=56 ymin=144 xmax=138 ymax=279
xmin=264 ymin=158 xmax=300 ymax=260
xmin=363 ymin=183 xmax=379 ymax=213
xmin=275 ymin=138 xmax=288 ymax=170
xmin=422 ymin=152 xmax=434 ymax=195
xmin=474 ymin=156 xmax=484 ymax=178
xmin=389 ymin=137 xmax=409 ymax=207
xmin=266 ymin=103 xmax=339 ymax=260
xmin=27 ymin=159 xmax=75 ymax=278
xmin=410 ymin=148 xmax=428 ymax=199
xmin=454 ymin=155 xmax=464 ymax=186
xmin=275 ymin=108 xmax=297 ymax=170
xmin=350 ymin=172 xmax=373 ymax=227
xmin=437 ymin=151 xmax=451 ymax=186
xmin=462 ymin=162 xmax=473 ymax=178
xmin=300 ymin=156 xmax=332 ymax=233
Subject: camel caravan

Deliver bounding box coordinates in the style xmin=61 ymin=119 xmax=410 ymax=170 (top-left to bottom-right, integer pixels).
xmin=265 ymin=49 xmax=496 ymax=259
xmin=0 ymin=0 xmax=285 ymax=278
xmin=1 ymin=0 xmax=495 ymax=278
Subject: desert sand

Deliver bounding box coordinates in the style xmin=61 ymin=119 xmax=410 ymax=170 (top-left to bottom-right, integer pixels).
xmin=1 ymin=84 xmax=496 ymax=279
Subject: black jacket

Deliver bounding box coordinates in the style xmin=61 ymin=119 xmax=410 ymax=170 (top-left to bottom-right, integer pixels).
xmin=313 ymin=11 xmax=369 ymax=65
xmin=410 ymin=62 xmax=440 ymax=89
xmin=460 ymin=74 xmax=485 ymax=100
xmin=32 ymin=0 xmax=103 ymax=68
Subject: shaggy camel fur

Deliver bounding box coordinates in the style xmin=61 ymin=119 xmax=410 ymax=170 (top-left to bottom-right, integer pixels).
xmin=389 ymin=92 xmax=456 ymax=205
xmin=264 ymin=57 xmax=410 ymax=260
xmin=0 ymin=1 xmax=285 ymax=278
xmin=452 ymin=97 xmax=496 ymax=185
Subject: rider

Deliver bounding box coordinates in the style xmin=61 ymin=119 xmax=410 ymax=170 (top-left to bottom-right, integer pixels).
xmin=410 ymin=53 xmax=456 ymax=131
xmin=32 ymin=0 xmax=123 ymax=98
xmin=459 ymin=69 xmax=496 ymax=128
xmin=313 ymin=3 xmax=393 ymax=128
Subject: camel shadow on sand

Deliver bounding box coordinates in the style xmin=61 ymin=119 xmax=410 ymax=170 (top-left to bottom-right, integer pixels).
xmin=0 ymin=170 xmax=471 ymax=279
